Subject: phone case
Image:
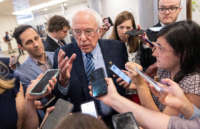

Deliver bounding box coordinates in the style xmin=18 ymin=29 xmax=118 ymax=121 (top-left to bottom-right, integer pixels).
xmin=90 ymin=68 xmax=107 ymax=97
xmin=112 ymin=112 xmax=139 ymax=129
xmin=29 ymin=69 xmax=59 ymax=96
xmin=41 ymin=99 xmax=74 ymax=129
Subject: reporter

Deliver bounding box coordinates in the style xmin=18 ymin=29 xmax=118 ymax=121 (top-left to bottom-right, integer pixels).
xmin=124 ymin=20 xmax=200 ymax=116
xmin=94 ymin=78 xmax=200 ymax=129
xmin=0 ymin=59 xmax=56 ymax=129
xmin=55 ymin=113 xmax=109 ymax=129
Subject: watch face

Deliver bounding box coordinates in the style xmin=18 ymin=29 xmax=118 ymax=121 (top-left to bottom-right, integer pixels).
xmin=0 ymin=61 xmax=9 ymax=79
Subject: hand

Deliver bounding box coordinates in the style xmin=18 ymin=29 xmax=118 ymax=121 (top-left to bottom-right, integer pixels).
xmin=58 ymin=49 xmax=76 ymax=86
xmin=89 ymin=78 xmax=120 ymax=105
xmin=99 ymin=23 xmax=111 ymax=38
xmin=125 ymin=62 xmax=145 ymax=86
xmin=26 ymin=74 xmax=57 ymax=101
xmin=150 ymin=78 xmax=189 ymax=109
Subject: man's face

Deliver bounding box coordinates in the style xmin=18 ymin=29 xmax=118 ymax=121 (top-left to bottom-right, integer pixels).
xmin=72 ymin=11 xmax=99 ymax=53
xmin=158 ymin=0 xmax=181 ymax=25
xmin=56 ymin=26 xmax=69 ymax=40
xmin=19 ymin=28 xmax=44 ymax=58
xmin=153 ymin=36 xmax=180 ymax=71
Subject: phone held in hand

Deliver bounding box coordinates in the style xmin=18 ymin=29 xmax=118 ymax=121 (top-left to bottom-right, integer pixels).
xmin=29 ymin=69 xmax=59 ymax=96
xmin=81 ymin=101 xmax=98 ymax=118
xmin=112 ymin=112 xmax=139 ymax=129
xmin=134 ymin=67 xmax=163 ymax=92
xmin=90 ymin=67 xmax=108 ymax=97
xmin=41 ymin=99 xmax=74 ymax=129
xmin=110 ymin=64 xmax=132 ymax=84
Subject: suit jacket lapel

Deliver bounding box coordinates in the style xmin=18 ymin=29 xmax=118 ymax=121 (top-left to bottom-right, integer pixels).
xmin=98 ymin=40 xmax=112 ymax=77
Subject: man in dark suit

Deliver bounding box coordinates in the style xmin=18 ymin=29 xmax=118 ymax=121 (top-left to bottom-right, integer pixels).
xmin=146 ymin=0 xmax=182 ymax=41
xmin=53 ymin=8 xmax=128 ymax=127
xmin=144 ymin=0 xmax=182 ymax=75
xmin=44 ymin=15 xmax=70 ymax=52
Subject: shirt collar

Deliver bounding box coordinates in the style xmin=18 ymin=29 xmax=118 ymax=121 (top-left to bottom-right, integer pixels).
xmin=48 ymin=34 xmax=59 ymax=43
xmin=82 ymin=43 xmax=99 ymax=59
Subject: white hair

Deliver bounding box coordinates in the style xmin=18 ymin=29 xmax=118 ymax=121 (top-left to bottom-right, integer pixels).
xmin=71 ymin=8 xmax=103 ymax=28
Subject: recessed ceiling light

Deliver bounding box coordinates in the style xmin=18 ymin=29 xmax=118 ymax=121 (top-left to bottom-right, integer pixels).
xmin=13 ymin=0 xmax=68 ymax=15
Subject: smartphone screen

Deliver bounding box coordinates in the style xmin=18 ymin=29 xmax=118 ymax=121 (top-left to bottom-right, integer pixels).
xmin=103 ymin=17 xmax=113 ymax=26
xmin=30 ymin=69 xmax=59 ymax=95
xmin=90 ymin=68 xmax=107 ymax=97
xmin=134 ymin=67 xmax=162 ymax=92
xmin=81 ymin=101 xmax=98 ymax=118
xmin=110 ymin=64 xmax=132 ymax=84
xmin=112 ymin=112 xmax=139 ymax=129
xmin=41 ymin=99 xmax=73 ymax=129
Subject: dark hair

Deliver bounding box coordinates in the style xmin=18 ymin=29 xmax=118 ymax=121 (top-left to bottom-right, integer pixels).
xmin=157 ymin=20 xmax=200 ymax=82
xmin=13 ymin=25 xmax=34 ymax=45
xmin=47 ymin=15 xmax=70 ymax=32
xmin=110 ymin=11 xmax=139 ymax=53
xmin=55 ymin=113 xmax=109 ymax=129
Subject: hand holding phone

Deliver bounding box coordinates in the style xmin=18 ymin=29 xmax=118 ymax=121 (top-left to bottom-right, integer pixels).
xmin=112 ymin=112 xmax=139 ymax=129
xmin=110 ymin=64 xmax=132 ymax=84
xmin=103 ymin=17 xmax=113 ymax=26
xmin=90 ymin=68 xmax=108 ymax=97
xmin=81 ymin=101 xmax=98 ymax=118
xmin=41 ymin=99 xmax=73 ymax=129
xmin=134 ymin=67 xmax=163 ymax=92
xmin=30 ymin=69 xmax=59 ymax=96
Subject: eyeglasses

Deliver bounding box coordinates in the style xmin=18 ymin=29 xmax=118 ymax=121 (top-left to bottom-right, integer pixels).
xmin=158 ymin=6 xmax=179 ymax=13
xmin=73 ymin=28 xmax=98 ymax=37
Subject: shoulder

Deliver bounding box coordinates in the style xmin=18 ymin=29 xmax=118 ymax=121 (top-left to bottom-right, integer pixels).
xmin=179 ymin=72 xmax=200 ymax=95
xmin=99 ymin=39 xmax=125 ymax=48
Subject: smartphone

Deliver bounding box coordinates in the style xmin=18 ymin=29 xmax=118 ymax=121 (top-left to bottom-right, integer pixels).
xmin=134 ymin=67 xmax=162 ymax=92
xmin=30 ymin=69 xmax=59 ymax=95
xmin=90 ymin=67 xmax=108 ymax=97
xmin=126 ymin=30 xmax=154 ymax=47
xmin=112 ymin=112 xmax=139 ymax=129
xmin=103 ymin=17 xmax=113 ymax=26
xmin=81 ymin=101 xmax=98 ymax=118
xmin=110 ymin=64 xmax=132 ymax=84
xmin=126 ymin=29 xmax=145 ymax=37
xmin=41 ymin=99 xmax=73 ymax=129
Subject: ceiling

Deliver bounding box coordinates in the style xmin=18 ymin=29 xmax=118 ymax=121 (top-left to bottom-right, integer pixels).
xmin=0 ymin=0 xmax=87 ymax=16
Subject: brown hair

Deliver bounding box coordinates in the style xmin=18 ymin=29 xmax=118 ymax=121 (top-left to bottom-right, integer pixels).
xmin=55 ymin=113 xmax=109 ymax=129
xmin=110 ymin=11 xmax=140 ymax=53
xmin=48 ymin=15 xmax=70 ymax=32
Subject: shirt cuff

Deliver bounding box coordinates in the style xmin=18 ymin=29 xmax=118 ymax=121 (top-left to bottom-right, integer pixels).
xmin=57 ymin=82 xmax=70 ymax=95
xmin=189 ymin=105 xmax=200 ymax=120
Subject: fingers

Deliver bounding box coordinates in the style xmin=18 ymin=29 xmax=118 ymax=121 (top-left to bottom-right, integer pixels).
xmin=34 ymin=100 xmax=43 ymax=109
xmin=58 ymin=49 xmax=66 ymax=66
xmin=125 ymin=62 xmax=143 ymax=73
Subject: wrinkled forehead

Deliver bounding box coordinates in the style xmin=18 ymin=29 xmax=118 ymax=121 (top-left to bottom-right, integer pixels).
xmin=72 ymin=11 xmax=98 ymax=29
xmin=159 ymin=0 xmax=181 ymax=7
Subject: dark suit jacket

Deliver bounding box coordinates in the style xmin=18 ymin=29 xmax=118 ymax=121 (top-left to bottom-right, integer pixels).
xmin=44 ymin=35 xmax=66 ymax=52
xmin=146 ymin=22 xmax=161 ymax=42
xmin=53 ymin=39 xmax=128 ymax=126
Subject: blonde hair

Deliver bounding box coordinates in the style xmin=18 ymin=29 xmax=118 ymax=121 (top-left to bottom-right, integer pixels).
xmin=0 ymin=78 xmax=15 ymax=94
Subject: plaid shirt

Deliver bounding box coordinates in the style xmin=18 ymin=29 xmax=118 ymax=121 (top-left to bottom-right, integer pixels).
xmin=154 ymin=69 xmax=200 ymax=110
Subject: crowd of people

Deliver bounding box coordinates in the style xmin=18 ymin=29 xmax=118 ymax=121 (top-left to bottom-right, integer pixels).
xmin=1 ymin=0 xmax=200 ymax=129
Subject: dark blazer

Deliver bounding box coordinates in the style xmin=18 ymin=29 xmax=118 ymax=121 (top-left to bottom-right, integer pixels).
xmin=44 ymin=35 xmax=66 ymax=52
xmin=146 ymin=22 xmax=161 ymax=42
xmin=53 ymin=39 xmax=128 ymax=126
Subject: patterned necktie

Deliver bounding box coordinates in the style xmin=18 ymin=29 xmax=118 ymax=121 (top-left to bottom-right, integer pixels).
xmin=85 ymin=53 xmax=95 ymax=80
xmin=58 ymin=40 xmax=64 ymax=46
